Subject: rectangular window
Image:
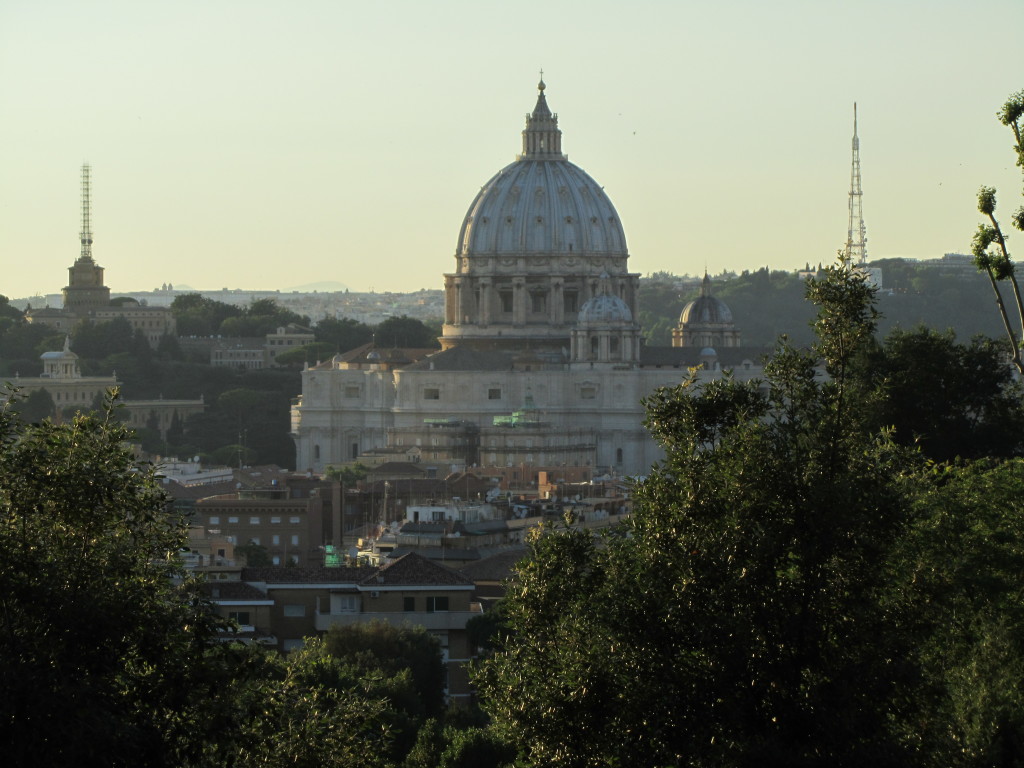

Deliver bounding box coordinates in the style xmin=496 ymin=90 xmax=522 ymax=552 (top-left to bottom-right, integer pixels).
xmin=270 ymin=516 xmax=281 ymax=524
xmin=271 ymin=555 xmax=281 ymax=565
xmin=250 ymin=537 xmax=260 ymax=545
xmin=249 ymin=516 xmax=260 ymax=525
xmin=289 ymin=516 xmax=300 ymax=524
xmin=291 ymin=535 xmax=299 ymax=546
xmin=228 ymin=611 xmax=250 ymax=625
xmin=283 ymin=604 xmax=306 ymax=617
xmin=500 ymin=290 xmax=513 ymax=313
xmin=488 ymin=388 xmax=501 ymax=400
xmin=344 ymin=385 xmax=361 ymax=398
xmin=209 ymin=516 xmax=220 ymax=524
xmin=426 ymin=596 xmax=449 ymax=613
xmin=228 ymin=516 xmax=239 ymax=524
xmin=580 ymin=386 xmax=597 ymax=400
xmin=272 ymin=535 xmax=280 ymax=545
xmin=404 ymin=596 xmax=416 ymax=612
xmin=423 ymin=388 xmax=440 ymax=400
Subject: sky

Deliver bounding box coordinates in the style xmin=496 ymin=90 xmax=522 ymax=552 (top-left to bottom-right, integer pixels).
xmin=1 ymin=0 xmax=1022 ymax=299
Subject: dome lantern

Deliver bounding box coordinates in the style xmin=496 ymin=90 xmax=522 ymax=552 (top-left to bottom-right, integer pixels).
xmin=521 ymin=77 xmax=563 ymax=158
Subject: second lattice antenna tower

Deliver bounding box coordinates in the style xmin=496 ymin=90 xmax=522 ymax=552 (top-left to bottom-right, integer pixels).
xmin=846 ymin=104 xmax=868 ymax=264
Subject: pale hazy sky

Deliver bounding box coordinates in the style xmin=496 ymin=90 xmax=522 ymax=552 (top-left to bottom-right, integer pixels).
xmin=2 ymin=0 xmax=1022 ymax=299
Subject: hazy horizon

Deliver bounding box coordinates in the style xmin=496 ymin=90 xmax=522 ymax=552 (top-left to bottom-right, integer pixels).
xmin=2 ymin=0 xmax=1022 ymax=301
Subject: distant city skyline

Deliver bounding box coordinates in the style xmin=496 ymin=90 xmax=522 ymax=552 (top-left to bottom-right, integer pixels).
xmin=1 ymin=0 xmax=1022 ymax=300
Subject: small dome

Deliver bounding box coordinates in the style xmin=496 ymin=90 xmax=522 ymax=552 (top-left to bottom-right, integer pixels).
xmin=680 ymin=295 xmax=733 ymax=325
xmin=679 ymin=274 xmax=733 ymax=324
xmin=578 ymin=292 xmax=633 ymax=325
xmin=41 ymin=336 xmax=78 ymax=360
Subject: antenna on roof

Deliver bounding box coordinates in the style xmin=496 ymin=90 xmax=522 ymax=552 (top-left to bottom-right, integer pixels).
xmin=80 ymin=163 xmax=93 ymax=260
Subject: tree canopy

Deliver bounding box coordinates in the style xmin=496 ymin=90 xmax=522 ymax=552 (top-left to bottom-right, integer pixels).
xmin=0 ymin=394 xmax=438 ymax=767
xmin=473 ymin=258 xmax=1024 ymax=767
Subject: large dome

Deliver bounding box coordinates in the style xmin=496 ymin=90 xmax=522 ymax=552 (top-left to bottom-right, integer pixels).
xmin=456 ymin=80 xmax=627 ymax=259
xmin=441 ymin=79 xmax=639 ymax=351
xmin=457 ymin=161 xmax=626 ymax=256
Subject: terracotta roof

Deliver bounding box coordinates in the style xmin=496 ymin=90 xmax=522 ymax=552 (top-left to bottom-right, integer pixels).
xmin=368 ymin=462 xmax=426 ymax=476
xmin=161 ymin=478 xmax=238 ymax=501
xmin=386 ymin=547 xmax=481 ymax=563
xmin=361 ymin=551 xmax=474 ymax=587
xmin=242 ymin=566 xmax=374 ymax=584
xmin=402 ymin=346 xmax=519 ymax=372
xmin=457 ymin=548 xmax=529 ymax=582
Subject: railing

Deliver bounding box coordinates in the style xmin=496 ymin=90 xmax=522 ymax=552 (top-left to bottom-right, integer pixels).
xmin=314 ymin=604 xmax=483 ymax=632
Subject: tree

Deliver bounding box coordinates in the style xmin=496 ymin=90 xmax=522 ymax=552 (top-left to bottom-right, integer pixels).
xmin=474 ymin=258 xmax=931 ymax=766
xmin=234 ymin=541 xmax=272 ymax=567
xmin=374 ymin=316 xmax=440 ymax=348
xmin=320 ymin=622 xmax=447 ymax=762
xmin=325 ymin=461 xmax=370 ymax=486
xmin=887 ymin=459 xmax=1024 ymax=764
xmin=0 ymin=393 xmax=221 ymax=766
xmin=972 ymin=89 xmax=1024 ymax=373
xmin=323 ymin=621 xmax=446 ymax=720
xmin=274 ymin=341 xmax=338 ymax=367
xmin=0 ymin=392 xmax=426 ymax=767
xmin=315 ymin=316 xmax=373 ymax=353
xmin=4 ymin=386 xmax=55 ymax=423
xmin=178 ymin=641 xmax=395 ymax=768
xmin=218 ymin=298 xmax=309 ymax=338
xmin=852 ymin=327 xmax=1024 ymax=462
xmin=171 ymin=293 xmax=241 ymax=336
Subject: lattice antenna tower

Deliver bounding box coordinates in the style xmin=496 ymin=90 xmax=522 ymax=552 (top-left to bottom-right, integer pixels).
xmin=846 ymin=103 xmax=868 ymax=264
xmin=80 ymin=163 xmax=94 ymax=260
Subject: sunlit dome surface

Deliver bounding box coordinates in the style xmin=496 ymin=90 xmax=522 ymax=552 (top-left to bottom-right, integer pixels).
xmin=456 ymin=80 xmax=627 ymax=258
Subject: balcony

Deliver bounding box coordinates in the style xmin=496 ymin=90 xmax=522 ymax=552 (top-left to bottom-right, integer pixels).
xmin=314 ymin=603 xmax=483 ymax=633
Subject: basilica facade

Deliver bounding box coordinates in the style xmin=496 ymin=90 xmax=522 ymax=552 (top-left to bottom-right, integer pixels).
xmin=292 ymin=81 xmax=763 ymax=478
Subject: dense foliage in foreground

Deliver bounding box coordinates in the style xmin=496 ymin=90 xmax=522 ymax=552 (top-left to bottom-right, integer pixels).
xmin=6 ymin=256 xmax=1024 ymax=767
xmin=0 ymin=397 xmax=497 ymax=767
xmin=474 ymin=258 xmax=1024 ymax=767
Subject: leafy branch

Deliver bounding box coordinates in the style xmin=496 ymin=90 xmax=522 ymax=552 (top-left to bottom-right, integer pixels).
xmin=973 ymin=90 xmax=1024 ymax=374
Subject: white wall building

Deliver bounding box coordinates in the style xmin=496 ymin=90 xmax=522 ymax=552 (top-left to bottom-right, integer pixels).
xmin=292 ymin=80 xmax=764 ymax=477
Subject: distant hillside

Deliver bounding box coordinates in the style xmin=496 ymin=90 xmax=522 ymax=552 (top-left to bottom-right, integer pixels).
xmin=640 ymin=261 xmax=1010 ymax=349
xmin=285 ymin=281 xmax=349 ymax=293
